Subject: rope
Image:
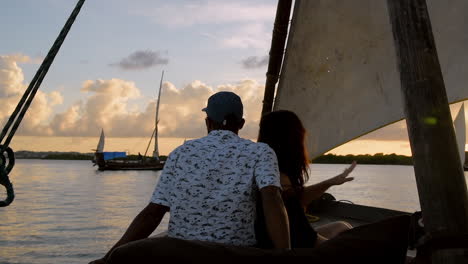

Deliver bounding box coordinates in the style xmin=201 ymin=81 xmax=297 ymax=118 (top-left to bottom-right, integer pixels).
xmin=144 ymin=127 xmax=156 ymax=158
xmin=0 ymin=0 xmax=86 ymax=207
xmin=0 ymin=147 xmax=15 ymax=207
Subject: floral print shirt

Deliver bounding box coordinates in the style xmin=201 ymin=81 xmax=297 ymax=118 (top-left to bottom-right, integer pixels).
xmin=150 ymin=129 xmax=280 ymax=246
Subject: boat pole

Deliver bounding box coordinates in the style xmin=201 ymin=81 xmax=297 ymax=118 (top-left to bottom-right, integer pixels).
xmin=152 ymin=71 xmax=164 ymax=161
xmin=261 ymin=0 xmax=292 ymax=116
xmin=387 ymin=0 xmax=468 ymax=262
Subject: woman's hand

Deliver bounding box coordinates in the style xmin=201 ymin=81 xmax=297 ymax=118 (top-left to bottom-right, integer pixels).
xmin=329 ymin=161 xmax=357 ymax=186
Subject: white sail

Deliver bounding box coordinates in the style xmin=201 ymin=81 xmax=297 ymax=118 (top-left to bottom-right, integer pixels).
xmin=275 ymin=0 xmax=468 ymax=158
xmin=96 ymin=129 xmax=105 ymax=152
xmin=152 ymin=71 xmax=164 ymax=160
xmin=454 ymin=103 xmax=466 ymax=166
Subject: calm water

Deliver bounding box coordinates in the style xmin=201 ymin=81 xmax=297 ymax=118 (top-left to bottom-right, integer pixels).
xmin=0 ymin=160 xmax=467 ymax=263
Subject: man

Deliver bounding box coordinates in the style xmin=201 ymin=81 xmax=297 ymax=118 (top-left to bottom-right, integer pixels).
xmin=90 ymin=91 xmax=290 ymax=263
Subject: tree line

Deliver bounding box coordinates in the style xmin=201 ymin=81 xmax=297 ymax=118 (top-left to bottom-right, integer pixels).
xmin=312 ymin=153 xmax=413 ymax=165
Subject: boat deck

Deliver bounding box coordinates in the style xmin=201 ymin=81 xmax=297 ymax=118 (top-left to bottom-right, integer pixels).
xmin=307 ymin=198 xmax=410 ymax=229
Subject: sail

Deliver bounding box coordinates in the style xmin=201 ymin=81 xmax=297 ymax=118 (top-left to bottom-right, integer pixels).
xmin=96 ymin=129 xmax=105 ymax=152
xmin=454 ymin=103 xmax=466 ymax=166
xmin=274 ymin=0 xmax=468 ymax=158
xmin=153 ymin=71 xmax=164 ymax=159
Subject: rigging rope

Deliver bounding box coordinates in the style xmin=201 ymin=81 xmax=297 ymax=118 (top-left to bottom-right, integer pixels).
xmin=0 ymin=0 xmax=86 ymax=207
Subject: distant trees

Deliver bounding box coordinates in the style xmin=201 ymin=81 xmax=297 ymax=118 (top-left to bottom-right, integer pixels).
xmin=43 ymin=153 xmax=93 ymax=160
xmin=312 ymin=153 xmax=413 ymax=165
xmin=17 ymin=151 xmax=418 ymax=165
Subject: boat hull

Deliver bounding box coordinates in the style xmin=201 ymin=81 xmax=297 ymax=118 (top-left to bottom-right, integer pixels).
xmin=93 ymin=152 xmax=164 ymax=171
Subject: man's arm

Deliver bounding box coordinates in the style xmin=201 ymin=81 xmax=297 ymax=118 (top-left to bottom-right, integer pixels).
xmin=90 ymin=203 xmax=168 ymax=264
xmin=260 ymin=186 xmax=291 ymax=249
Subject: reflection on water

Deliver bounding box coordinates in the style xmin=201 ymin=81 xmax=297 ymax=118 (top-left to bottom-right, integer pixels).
xmin=0 ymin=160 xmax=466 ymax=263
xmin=308 ymin=164 xmax=422 ymax=212
xmin=0 ymin=160 xmax=167 ymax=264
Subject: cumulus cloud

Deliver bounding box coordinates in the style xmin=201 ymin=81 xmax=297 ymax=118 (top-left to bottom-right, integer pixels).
xmin=0 ymin=54 xmax=266 ymax=139
xmin=157 ymin=79 xmax=264 ymax=139
xmin=50 ymin=79 xmax=144 ymax=136
xmin=111 ymin=50 xmax=168 ymax=70
xmin=6 ymin=53 xmax=43 ymax=64
xmin=241 ymin=55 xmax=269 ymax=69
xmin=0 ymin=55 xmax=26 ymax=97
xmin=49 ymin=91 xmax=64 ymax=105
xmin=0 ymin=54 xmax=63 ymax=136
xmin=22 ymin=76 xmax=262 ymax=139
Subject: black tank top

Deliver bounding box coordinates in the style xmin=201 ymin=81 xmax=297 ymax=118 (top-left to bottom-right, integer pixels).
xmin=255 ymin=191 xmax=317 ymax=248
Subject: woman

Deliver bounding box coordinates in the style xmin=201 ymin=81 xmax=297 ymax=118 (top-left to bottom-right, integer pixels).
xmin=256 ymin=110 xmax=356 ymax=248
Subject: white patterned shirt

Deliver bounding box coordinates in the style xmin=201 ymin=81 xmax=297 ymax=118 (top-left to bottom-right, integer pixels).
xmin=150 ymin=129 xmax=281 ymax=246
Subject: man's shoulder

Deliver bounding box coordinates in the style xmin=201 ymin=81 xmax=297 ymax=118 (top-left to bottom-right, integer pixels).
xmin=180 ymin=137 xmax=208 ymax=149
xmin=174 ymin=134 xmax=273 ymax=154
xmin=237 ymin=138 xmax=274 ymax=154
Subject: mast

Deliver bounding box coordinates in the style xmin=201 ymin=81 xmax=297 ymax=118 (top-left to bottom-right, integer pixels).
xmin=261 ymin=0 xmax=293 ymax=116
xmin=387 ymin=0 xmax=468 ymax=263
xmin=152 ymin=71 xmax=164 ymax=161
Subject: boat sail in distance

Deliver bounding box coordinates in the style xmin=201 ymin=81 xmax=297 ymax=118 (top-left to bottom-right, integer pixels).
xmin=92 ymin=72 xmax=165 ymax=171
xmin=453 ymin=103 xmax=467 ymax=170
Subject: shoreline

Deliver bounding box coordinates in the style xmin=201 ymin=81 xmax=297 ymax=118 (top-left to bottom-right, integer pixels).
xmin=11 ymin=151 xmax=418 ymax=165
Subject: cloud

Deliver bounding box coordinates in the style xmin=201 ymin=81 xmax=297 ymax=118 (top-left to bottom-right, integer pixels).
xmin=156 ymin=79 xmax=264 ymax=139
xmin=43 ymin=77 xmax=264 ymax=139
xmin=7 ymin=54 xmax=43 ymax=64
xmin=200 ymin=23 xmax=272 ymax=50
xmin=49 ymin=79 xmax=143 ymax=136
xmin=111 ymin=50 xmax=168 ymax=70
xmin=241 ymin=55 xmax=269 ymax=69
xmin=136 ymin=1 xmax=275 ymax=50
xmin=138 ymin=1 xmax=275 ymax=27
xmin=0 ymin=55 xmax=26 ymax=97
xmin=220 ymin=23 xmax=272 ymax=50
xmin=0 ymin=54 xmax=63 ymax=136
xmin=0 ymin=54 xmax=265 ymax=139
xmin=49 ymin=91 xmax=64 ymax=105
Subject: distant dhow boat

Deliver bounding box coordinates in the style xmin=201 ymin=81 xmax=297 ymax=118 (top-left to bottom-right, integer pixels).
xmin=92 ymin=72 xmax=165 ymax=171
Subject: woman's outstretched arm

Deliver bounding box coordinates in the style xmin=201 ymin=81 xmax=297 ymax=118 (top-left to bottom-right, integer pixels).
xmin=300 ymin=161 xmax=356 ymax=207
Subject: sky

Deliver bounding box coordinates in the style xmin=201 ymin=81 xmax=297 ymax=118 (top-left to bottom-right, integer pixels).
xmin=0 ymin=0 xmax=467 ymax=155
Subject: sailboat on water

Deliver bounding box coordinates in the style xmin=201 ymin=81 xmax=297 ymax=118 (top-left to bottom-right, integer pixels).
xmin=92 ymin=72 xmax=165 ymax=171
xmin=454 ymin=103 xmax=467 ymax=171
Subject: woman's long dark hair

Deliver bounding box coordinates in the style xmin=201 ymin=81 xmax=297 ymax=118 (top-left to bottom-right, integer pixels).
xmin=258 ymin=110 xmax=309 ymax=194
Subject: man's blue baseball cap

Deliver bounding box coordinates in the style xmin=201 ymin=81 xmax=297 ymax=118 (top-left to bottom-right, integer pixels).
xmin=202 ymin=91 xmax=243 ymax=124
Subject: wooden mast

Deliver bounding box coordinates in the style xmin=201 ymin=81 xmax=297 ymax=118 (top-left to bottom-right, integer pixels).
xmin=387 ymin=0 xmax=468 ymax=262
xmin=261 ymin=0 xmax=292 ymax=116
xmin=152 ymin=71 xmax=164 ymax=161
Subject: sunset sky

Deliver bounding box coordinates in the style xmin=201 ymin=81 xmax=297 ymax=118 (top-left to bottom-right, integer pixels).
xmin=1 ymin=0 xmax=467 ymax=156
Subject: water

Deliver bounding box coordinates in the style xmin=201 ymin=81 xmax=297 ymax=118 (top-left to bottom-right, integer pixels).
xmin=0 ymin=160 xmax=466 ymax=263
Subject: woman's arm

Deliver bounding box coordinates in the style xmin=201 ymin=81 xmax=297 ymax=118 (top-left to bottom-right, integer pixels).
xmin=300 ymin=161 xmax=356 ymax=207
